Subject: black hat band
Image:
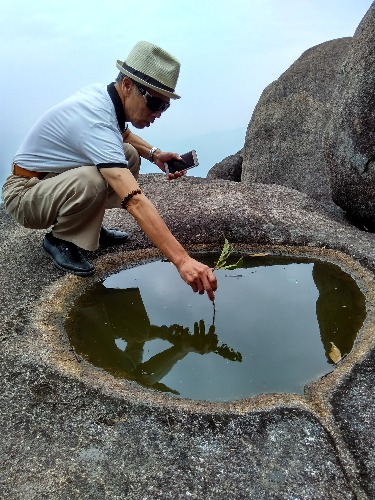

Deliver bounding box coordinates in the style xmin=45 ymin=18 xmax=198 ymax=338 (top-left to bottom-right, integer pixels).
xmin=122 ymin=62 xmax=175 ymax=93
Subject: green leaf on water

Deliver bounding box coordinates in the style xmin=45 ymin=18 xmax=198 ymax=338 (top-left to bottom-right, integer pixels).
xmin=212 ymin=240 xmax=243 ymax=326
xmin=214 ymin=238 xmax=231 ymax=268
xmin=219 ymin=256 xmax=244 ymax=270
xmin=214 ymin=239 xmax=243 ymax=271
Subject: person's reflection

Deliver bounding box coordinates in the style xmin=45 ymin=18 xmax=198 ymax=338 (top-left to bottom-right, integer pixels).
xmin=312 ymin=262 xmax=366 ymax=363
xmin=68 ymin=283 xmax=241 ymax=394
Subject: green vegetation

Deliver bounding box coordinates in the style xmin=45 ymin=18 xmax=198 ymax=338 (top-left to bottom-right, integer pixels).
xmin=212 ymin=239 xmax=243 ymax=324
xmin=214 ymin=238 xmax=243 ymax=271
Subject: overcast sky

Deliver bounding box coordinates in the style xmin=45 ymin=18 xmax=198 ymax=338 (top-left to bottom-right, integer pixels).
xmin=0 ymin=0 xmax=372 ymax=184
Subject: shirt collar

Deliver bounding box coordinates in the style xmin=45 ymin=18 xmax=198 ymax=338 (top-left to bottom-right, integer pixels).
xmin=107 ymin=82 xmax=127 ymax=133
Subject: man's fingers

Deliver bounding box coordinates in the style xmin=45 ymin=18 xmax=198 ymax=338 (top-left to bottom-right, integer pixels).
xmin=179 ymin=258 xmax=218 ymax=301
xmin=203 ymin=271 xmax=218 ymax=301
xmin=195 ymin=277 xmax=216 ymax=301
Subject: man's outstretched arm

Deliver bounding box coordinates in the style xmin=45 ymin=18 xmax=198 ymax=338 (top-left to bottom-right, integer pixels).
xmin=99 ymin=166 xmax=217 ymax=300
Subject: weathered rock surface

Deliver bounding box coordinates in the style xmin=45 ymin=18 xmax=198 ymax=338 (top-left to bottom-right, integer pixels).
xmin=240 ymin=37 xmax=351 ymax=207
xmin=323 ymin=4 xmax=375 ymax=230
xmin=206 ymin=149 xmax=243 ymax=182
xmin=210 ymin=2 xmax=375 ymax=230
xmin=2 ymin=174 xmax=375 ymax=498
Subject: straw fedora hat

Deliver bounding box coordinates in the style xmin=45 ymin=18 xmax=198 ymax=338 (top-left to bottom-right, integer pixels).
xmin=116 ymin=41 xmax=181 ymax=99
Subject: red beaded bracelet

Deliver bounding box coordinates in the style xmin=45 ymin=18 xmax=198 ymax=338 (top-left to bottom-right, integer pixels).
xmin=121 ymin=189 xmax=142 ymax=209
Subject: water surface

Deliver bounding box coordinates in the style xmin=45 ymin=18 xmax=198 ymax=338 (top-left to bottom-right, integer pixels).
xmin=66 ymin=254 xmax=366 ymax=401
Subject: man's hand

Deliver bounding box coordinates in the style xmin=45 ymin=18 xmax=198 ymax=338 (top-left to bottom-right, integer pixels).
xmin=153 ymin=150 xmax=186 ymax=180
xmin=176 ymin=257 xmax=218 ymax=301
xmin=123 ymin=131 xmax=186 ymax=180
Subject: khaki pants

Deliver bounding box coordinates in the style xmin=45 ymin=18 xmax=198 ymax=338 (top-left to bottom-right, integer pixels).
xmin=1 ymin=144 xmax=140 ymax=251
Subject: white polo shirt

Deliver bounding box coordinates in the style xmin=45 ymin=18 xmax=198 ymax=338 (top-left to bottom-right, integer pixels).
xmin=14 ymin=84 xmax=128 ymax=172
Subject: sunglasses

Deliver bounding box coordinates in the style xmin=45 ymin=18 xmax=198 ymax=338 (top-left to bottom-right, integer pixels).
xmin=135 ymin=83 xmax=170 ymax=113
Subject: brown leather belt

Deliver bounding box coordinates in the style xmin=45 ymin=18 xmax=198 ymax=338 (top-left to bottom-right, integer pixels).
xmin=12 ymin=163 xmax=45 ymax=179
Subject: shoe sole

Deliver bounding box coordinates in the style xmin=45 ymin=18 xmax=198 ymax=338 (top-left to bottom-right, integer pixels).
xmin=42 ymin=247 xmax=95 ymax=277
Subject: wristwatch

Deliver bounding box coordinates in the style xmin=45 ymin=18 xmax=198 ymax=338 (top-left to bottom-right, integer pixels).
xmin=148 ymin=147 xmax=160 ymax=163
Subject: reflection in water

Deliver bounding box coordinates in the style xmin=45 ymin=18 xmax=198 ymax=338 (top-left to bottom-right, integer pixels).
xmin=66 ymin=256 xmax=366 ymax=401
xmin=67 ymin=284 xmax=241 ymax=395
xmin=312 ymin=261 xmax=366 ymax=363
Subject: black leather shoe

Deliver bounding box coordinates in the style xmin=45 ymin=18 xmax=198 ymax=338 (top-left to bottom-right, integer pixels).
xmin=99 ymin=226 xmax=130 ymax=247
xmin=42 ymin=232 xmax=95 ymax=276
